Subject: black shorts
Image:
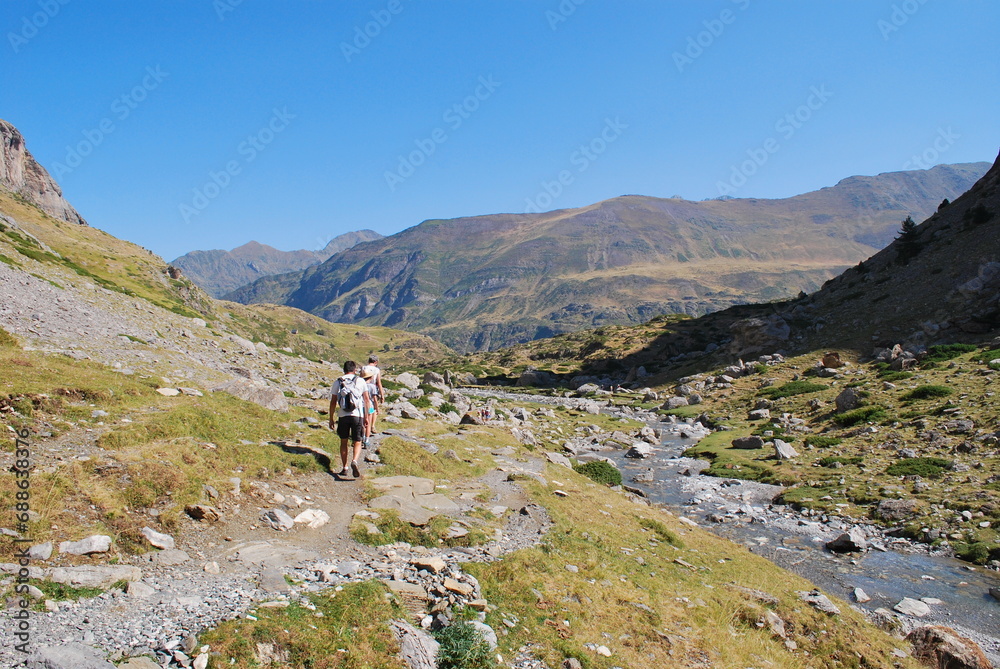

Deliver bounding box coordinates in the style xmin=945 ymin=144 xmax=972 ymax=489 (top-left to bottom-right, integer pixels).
xmin=337 ymin=416 xmax=364 ymax=442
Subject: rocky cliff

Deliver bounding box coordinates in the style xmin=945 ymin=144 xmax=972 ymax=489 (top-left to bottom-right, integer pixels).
xmin=0 ymin=119 xmax=87 ymax=226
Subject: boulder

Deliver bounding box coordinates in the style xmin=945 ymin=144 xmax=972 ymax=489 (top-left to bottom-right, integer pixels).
xmin=391 ymin=620 xmax=439 ymax=669
xmin=731 ymin=436 xmax=765 ymax=450
xmin=293 ymin=509 xmax=330 ymax=529
xmin=906 ymin=626 xmax=992 ymax=669
xmin=516 ymin=369 xmax=553 ymax=387
xmin=185 ymin=504 xmax=221 ymax=522
xmin=28 ymin=542 xmax=52 ymax=560
xmin=48 ymin=565 xmax=141 ymax=588
xmin=422 ymin=371 xmax=447 ymax=387
xmin=27 ymin=643 xmax=116 ymax=669
xmin=212 ymin=379 xmax=288 ymax=412
xmin=262 ymin=508 xmax=295 ymax=531
xmin=459 ymin=412 xmax=483 ymax=425
xmin=58 ymin=535 xmax=111 ymax=556
xmin=876 ymin=498 xmax=920 ymax=522
xmin=894 ymin=597 xmax=931 ymax=617
xmin=825 ymin=528 xmax=867 ymax=553
xmin=140 ymin=527 xmax=174 ymax=550
xmin=663 ymin=396 xmax=689 ymax=410
xmin=396 ymin=372 xmax=421 ymax=390
xmin=834 ymin=388 xmax=863 ymax=413
xmin=545 ymin=452 xmax=572 ymax=468
xmin=773 ymin=439 xmax=798 ymax=460
xmin=748 ymin=408 xmax=770 ymax=421
xmin=624 ymin=443 xmax=653 ymax=459
xmin=821 ymin=352 xmax=845 ymax=368
xmin=797 ymin=590 xmax=841 ymax=615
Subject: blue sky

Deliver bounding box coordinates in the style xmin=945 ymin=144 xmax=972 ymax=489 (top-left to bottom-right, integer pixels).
xmin=2 ymin=1 xmax=998 ymax=260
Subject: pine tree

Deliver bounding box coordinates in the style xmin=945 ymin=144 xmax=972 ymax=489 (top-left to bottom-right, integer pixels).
xmin=895 ymin=215 xmax=921 ymax=264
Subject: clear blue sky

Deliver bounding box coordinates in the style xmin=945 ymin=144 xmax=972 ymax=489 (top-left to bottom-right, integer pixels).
xmin=2 ymin=1 xmax=998 ymax=260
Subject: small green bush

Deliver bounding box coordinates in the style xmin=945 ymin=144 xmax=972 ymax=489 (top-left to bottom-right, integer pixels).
xmin=573 ymin=460 xmax=622 ymax=487
xmin=954 ymin=542 xmax=991 ymax=565
xmin=924 ymin=343 xmax=977 ymax=362
xmin=757 ymin=380 xmax=827 ymax=399
xmin=901 ymin=385 xmax=954 ymax=401
xmin=879 ymin=370 xmax=914 ymax=382
xmin=835 ymin=406 xmax=887 ymax=426
xmin=818 ymin=456 xmax=863 ymax=467
xmin=803 ymin=435 xmax=842 ymax=448
xmin=439 ymin=401 xmax=458 ymax=415
xmin=410 ymin=395 xmax=432 ymax=409
xmin=885 ymin=457 xmax=952 ymax=478
xmin=435 ymin=620 xmax=497 ymax=669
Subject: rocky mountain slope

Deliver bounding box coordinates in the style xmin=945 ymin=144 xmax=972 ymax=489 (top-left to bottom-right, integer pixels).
xmin=171 ymin=230 xmax=383 ymax=298
xmin=0 ymin=119 xmax=87 ymax=226
xmin=226 ymin=162 xmax=988 ymax=352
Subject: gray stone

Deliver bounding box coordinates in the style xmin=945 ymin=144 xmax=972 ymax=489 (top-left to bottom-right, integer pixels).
xmin=545 ymin=452 xmax=572 ymax=468
xmin=853 ymin=588 xmax=871 ymax=603
xmin=28 ymin=542 xmax=53 ymax=560
xmin=624 ymin=443 xmax=653 ymax=459
xmin=140 ymin=526 xmax=175 ymax=550
xmin=260 ymin=566 xmax=290 ymax=593
xmin=48 ymin=565 xmax=141 ymax=588
xmin=826 ymin=528 xmax=867 ymax=553
xmin=58 ymin=535 xmax=111 ymax=555
xmin=894 ymin=597 xmax=931 ymax=617
xmin=773 ymin=439 xmax=798 ymax=460
xmin=395 ymin=372 xmax=421 ymax=390
xmin=27 ymin=643 xmax=116 ymax=669
xmin=391 ymin=620 xmax=439 ymax=669
xmin=731 ymin=436 xmax=765 ymax=449
xmin=798 ymin=590 xmax=841 ymax=615
xmin=906 ymin=626 xmax=993 ymax=669
xmin=835 ymin=388 xmax=863 ymax=413
xmin=149 ymin=549 xmax=190 ymax=566
xmin=663 ymin=396 xmax=689 ymax=409
xmin=748 ymin=408 xmax=770 ymax=421
xmin=468 ymin=620 xmax=498 ymax=650
xmin=126 ymin=581 xmax=156 ymax=599
xmin=263 ymin=508 xmax=295 ymax=531
xmin=876 ymin=498 xmax=920 ymax=522
xmin=212 ymin=379 xmax=288 ymax=412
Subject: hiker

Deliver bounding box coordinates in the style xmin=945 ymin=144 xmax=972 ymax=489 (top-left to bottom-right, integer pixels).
xmin=361 ymin=355 xmax=384 ymax=436
xmin=329 ymin=360 xmax=369 ymax=479
xmin=360 ymin=366 xmax=378 ymax=447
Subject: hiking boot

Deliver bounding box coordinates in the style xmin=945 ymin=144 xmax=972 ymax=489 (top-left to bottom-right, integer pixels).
xmin=337 ymin=468 xmax=349 ymax=477
xmin=350 ymin=460 xmax=361 ymax=478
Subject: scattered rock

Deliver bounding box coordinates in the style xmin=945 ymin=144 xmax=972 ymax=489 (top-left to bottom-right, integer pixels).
xmin=853 ymin=588 xmax=871 ymax=603
xmin=140 ymin=527 xmax=175 ymax=550
xmin=293 ymin=509 xmax=330 ymax=529
xmin=48 ymin=565 xmax=141 ymax=589
xmin=731 ymin=436 xmax=765 ymax=449
xmin=773 ymin=439 xmax=798 ymax=460
xmin=835 ymin=387 xmax=863 ymax=413
xmin=184 ymin=504 xmax=221 ymax=522
xmin=798 ymin=590 xmax=841 ymax=615
xmin=906 ymin=625 xmax=992 ymax=669
xmin=625 ymin=443 xmax=653 ymax=459
xmin=826 ymin=528 xmax=867 ymax=553
xmin=58 ymin=535 xmax=111 ymax=555
xmin=262 ymin=508 xmax=295 ymax=531
xmin=391 ymin=619 xmax=439 ymax=669
xmin=894 ymin=597 xmax=931 ymax=617
xmin=26 ymin=643 xmax=116 ymax=669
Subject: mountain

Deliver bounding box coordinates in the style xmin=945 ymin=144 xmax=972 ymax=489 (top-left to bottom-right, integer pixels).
xmin=171 ymin=229 xmax=383 ymax=298
xmin=467 ymin=149 xmax=1000 ymax=383
xmin=0 ymin=118 xmax=87 ymax=225
xmin=226 ymin=162 xmax=989 ymax=352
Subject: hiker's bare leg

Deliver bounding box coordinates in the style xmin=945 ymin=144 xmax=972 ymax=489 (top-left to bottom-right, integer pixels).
xmin=340 ymin=438 xmax=350 ymax=471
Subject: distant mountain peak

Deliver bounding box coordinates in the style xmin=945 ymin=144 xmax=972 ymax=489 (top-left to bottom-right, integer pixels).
xmin=0 ymin=119 xmax=87 ymax=226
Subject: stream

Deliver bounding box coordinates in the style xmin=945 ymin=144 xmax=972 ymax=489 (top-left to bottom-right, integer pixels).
xmin=462 ymin=388 xmax=1000 ymax=662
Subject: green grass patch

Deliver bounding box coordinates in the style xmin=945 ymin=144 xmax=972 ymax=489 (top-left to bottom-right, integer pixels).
xmin=954 ymin=542 xmax=1000 ymax=565
xmin=834 ymin=405 xmax=887 ymax=426
xmin=775 ymin=485 xmax=843 ymax=512
xmin=900 ymin=385 xmax=954 ymax=401
xmin=818 ymin=456 xmax=863 ymax=467
xmin=572 ymin=460 xmax=622 ymax=486
xmin=803 ymin=435 xmax=842 ymax=448
xmin=757 ymin=380 xmax=827 ymax=399
xmin=924 ymin=343 xmax=978 ymax=362
xmin=0 ymin=326 xmax=19 ymax=348
xmin=435 ymin=617 xmax=498 ymax=669
xmin=411 ymin=395 xmax=432 ymax=409
xmin=636 ymin=516 xmax=684 ymax=548
xmin=200 ymin=581 xmax=403 ymax=668
xmin=885 ymin=457 xmax=952 ymax=478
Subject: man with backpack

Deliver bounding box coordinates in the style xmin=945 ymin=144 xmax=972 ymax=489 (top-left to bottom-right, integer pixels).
xmin=329 ymin=360 xmax=370 ymax=479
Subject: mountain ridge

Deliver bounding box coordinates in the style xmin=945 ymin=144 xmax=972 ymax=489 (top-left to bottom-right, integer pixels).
xmin=171 ymin=229 xmax=383 ymax=298
xmin=226 ymin=161 xmax=989 ymax=352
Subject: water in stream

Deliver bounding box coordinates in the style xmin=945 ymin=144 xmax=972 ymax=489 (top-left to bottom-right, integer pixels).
xmin=604 ymin=429 xmax=1000 ymax=660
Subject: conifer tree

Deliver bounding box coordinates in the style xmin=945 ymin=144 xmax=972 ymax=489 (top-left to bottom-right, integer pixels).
xmin=895 ymin=215 xmax=921 ymax=264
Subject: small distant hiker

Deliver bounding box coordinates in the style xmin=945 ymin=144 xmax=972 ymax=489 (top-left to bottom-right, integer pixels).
xmin=329 ymin=360 xmax=370 ymax=479
xmin=361 ymin=355 xmax=384 ymax=438
xmin=360 ymin=365 xmax=378 ymax=447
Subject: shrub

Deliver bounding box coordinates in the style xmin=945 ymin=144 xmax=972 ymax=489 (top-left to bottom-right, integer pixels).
xmin=924 ymin=343 xmax=977 ymax=362
xmin=410 ymin=396 xmax=432 ymax=409
xmin=819 ymin=456 xmax=863 ymax=467
xmin=803 ymin=435 xmax=842 ymax=448
xmin=439 ymin=402 xmax=458 ymax=415
xmin=954 ymin=542 xmax=991 ymax=565
xmin=573 ymin=460 xmax=622 ymax=487
xmin=879 ymin=370 xmax=914 ymax=382
xmin=757 ymin=381 xmax=827 ymax=399
xmin=901 ymin=385 xmax=954 ymax=401
xmin=637 ymin=517 xmax=684 ymax=547
xmin=835 ymin=406 xmax=887 ymax=426
xmin=435 ymin=620 xmax=497 ymax=669
xmin=885 ymin=457 xmax=952 ymax=478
